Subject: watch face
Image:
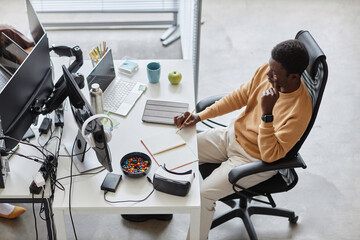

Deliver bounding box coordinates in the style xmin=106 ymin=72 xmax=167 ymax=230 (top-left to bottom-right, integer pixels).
xmin=262 ymin=115 xmax=273 ymax=122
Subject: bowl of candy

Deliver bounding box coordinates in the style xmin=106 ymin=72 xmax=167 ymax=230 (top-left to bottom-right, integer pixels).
xmin=120 ymin=152 xmax=152 ymax=178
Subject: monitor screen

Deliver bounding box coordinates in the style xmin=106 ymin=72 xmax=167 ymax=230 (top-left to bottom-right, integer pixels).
xmin=62 ymin=65 xmax=113 ymax=172
xmin=0 ymin=32 xmax=28 ymax=75
xmin=86 ymin=49 xmax=115 ymax=92
xmin=26 ymin=0 xmax=45 ymax=43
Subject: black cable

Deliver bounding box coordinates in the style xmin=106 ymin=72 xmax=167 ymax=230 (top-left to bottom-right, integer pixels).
xmin=58 ymin=145 xmax=91 ymax=157
xmin=6 ymin=151 xmax=45 ymax=164
xmin=39 ymin=189 xmax=47 ymax=221
xmin=103 ymin=176 xmax=155 ymax=203
xmin=48 ymin=126 xmax=64 ymax=199
xmin=0 ymin=135 xmax=49 ymax=158
xmin=56 ymin=167 xmax=105 ymax=181
xmin=104 ymin=188 xmax=155 ymax=204
xmin=37 ymin=121 xmax=57 ymax=158
xmin=69 ymin=139 xmax=78 ymax=240
xmin=32 ymin=193 xmax=39 ymax=240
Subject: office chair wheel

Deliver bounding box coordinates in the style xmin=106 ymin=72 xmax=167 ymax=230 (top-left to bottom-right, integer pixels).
xmin=289 ymin=215 xmax=298 ymax=224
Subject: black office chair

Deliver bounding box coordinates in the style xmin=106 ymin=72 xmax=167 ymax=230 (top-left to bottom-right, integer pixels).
xmin=197 ymin=30 xmax=328 ymax=240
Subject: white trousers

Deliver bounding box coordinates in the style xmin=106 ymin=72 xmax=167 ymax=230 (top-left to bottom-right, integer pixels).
xmin=188 ymin=121 xmax=277 ymax=240
xmin=0 ymin=203 xmax=15 ymax=215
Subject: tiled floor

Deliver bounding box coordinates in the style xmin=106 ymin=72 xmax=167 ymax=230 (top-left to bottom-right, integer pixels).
xmin=1 ymin=0 xmax=360 ymax=239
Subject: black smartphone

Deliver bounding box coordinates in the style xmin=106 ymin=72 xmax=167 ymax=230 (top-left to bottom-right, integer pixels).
xmin=101 ymin=173 xmax=122 ymax=192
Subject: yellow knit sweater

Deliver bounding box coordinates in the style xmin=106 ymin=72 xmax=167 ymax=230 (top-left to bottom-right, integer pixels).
xmin=198 ymin=63 xmax=312 ymax=162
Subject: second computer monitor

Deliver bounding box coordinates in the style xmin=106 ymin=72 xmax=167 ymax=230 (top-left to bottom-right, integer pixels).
xmin=62 ymin=65 xmax=113 ymax=173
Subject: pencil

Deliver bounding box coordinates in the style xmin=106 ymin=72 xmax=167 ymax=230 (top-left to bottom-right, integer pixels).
xmin=170 ymin=160 xmax=199 ymax=171
xmin=141 ymin=140 xmax=160 ymax=167
xmin=176 ymin=108 xmax=196 ymax=133
xmin=153 ymin=143 xmax=186 ymax=155
xmin=97 ymin=46 xmax=101 ymax=58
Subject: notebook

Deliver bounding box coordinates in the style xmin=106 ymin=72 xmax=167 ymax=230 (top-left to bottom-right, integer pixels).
xmin=142 ymin=100 xmax=189 ymax=125
xmin=86 ymin=49 xmax=146 ymax=116
xmin=141 ymin=130 xmax=198 ymax=170
xmin=141 ymin=130 xmax=186 ymax=155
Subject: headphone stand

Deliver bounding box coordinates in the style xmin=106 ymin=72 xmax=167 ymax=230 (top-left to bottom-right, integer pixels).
xmin=64 ymin=130 xmax=102 ymax=173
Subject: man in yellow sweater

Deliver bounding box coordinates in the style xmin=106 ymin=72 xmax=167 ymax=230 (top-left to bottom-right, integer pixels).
xmin=175 ymin=39 xmax=312 ymax=240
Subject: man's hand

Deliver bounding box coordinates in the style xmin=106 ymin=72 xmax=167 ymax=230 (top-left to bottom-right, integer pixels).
xmin=174 ymin=112 xmax=201 ymax=129
xmin=261 ymin=77 xmax=280 ymax=115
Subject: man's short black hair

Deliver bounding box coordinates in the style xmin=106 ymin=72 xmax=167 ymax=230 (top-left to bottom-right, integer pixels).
xmin=271 ymin=39 xmax=309 ymax=75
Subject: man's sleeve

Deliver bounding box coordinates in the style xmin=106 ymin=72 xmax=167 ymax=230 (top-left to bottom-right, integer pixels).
xmin=258 ymin=111 xmax=312 ymax=163
xmin=198 ymin=65 xmax=265 ymax=121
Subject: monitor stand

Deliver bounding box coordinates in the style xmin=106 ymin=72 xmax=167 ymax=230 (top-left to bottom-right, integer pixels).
xmin=64 ymin=130 xmax=102 ymax=173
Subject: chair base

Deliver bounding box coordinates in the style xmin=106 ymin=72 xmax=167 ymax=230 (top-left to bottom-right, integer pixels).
xmin=211 ymin=200 xmax=298 ymax=240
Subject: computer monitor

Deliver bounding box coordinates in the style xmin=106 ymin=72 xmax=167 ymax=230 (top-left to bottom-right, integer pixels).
xmin=26 ymin=0 xmax=45 ymax=43
xmin=62 ymin=65 xmax=113 ymax=173
xmin=0 ymin=33 xmax=53 ymax=150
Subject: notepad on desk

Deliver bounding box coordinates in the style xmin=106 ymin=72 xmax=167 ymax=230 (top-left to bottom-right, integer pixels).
xmin=141 ymin=130 xmax=198 ymax=170
xmin=141 ymin=130 xmax=186 ymax=155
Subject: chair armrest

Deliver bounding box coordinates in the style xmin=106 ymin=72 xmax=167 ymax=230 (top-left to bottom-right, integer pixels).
xmin=196 ymin=93 xmax=227 ymax=112
xmin=228 ymin=153 xmax=307 ymax=184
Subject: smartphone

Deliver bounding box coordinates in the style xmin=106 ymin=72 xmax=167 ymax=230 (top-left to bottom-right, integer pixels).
xmin=101 ymin=173 xmax=122 ymax=192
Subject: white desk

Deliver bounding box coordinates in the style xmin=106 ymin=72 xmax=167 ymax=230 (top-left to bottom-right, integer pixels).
xmin=52 ymin=59 xmax=200 ymax=240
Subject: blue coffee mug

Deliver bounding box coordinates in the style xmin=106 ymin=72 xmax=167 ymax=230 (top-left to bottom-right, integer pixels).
xmin=147 ymin=62 xmax=161 ymax=84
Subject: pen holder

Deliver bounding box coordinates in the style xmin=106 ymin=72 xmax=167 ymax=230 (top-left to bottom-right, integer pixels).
xmin=91 ymin=58 xmax=98 ymax=67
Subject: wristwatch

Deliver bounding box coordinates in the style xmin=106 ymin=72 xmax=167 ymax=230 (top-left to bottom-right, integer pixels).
xmin=261 ymin=114 xmax=274 ymax=123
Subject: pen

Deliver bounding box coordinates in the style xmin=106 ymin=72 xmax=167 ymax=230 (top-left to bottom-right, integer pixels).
xmin=141 ymin=140 xmax=160 ymax=167
xmin=176 ymin=108 xmax=195 ymax=133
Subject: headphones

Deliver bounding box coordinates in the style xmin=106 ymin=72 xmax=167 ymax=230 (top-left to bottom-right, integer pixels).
xmin=81 ymin=114 xmax=113 ymax=148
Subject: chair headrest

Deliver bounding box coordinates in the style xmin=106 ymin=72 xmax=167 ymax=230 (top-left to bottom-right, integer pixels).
xmin=295 ymin=30 xmax=326 ymax=79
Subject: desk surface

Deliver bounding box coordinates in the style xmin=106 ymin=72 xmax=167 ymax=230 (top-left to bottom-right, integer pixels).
xmin=52 ymin=58 xmax=200 ymax=239
xmin=0 ymin=128 xmax=53 ymax=199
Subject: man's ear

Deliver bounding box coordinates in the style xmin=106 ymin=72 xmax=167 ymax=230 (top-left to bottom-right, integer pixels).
xmin=289 ymin=73 xmax=300 ymax=81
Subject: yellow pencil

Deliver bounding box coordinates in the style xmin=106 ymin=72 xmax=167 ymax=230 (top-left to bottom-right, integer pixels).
xmin=176 ymin=108 xmax=196 ymax=133
xmin=153 ymin=143 xmax=186 ymax=155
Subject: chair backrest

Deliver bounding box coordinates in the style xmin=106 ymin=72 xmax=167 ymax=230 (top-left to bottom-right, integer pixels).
xmin=285 ymin=30 xmax=328 ymax=158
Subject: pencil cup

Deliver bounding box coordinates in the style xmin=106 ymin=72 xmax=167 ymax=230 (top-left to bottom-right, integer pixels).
xmin=147 ymin=62 xmax=161 ymax=84
xmin=91 ymin=58 xmax=98 ymax=67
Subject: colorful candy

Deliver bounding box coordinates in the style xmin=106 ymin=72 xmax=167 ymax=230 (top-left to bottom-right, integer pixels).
xmin=122 ymin=156 xmax=150 ymax=174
